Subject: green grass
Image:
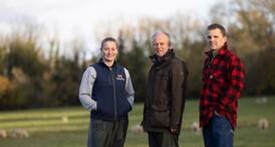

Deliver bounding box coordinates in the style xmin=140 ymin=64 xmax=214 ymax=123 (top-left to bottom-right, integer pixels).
xmin=0 ymin=96 xmax=275 ymax=147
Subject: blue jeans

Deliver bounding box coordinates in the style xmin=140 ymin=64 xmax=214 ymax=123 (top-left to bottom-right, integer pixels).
xmin=203 ymin=114 xmax=234 ymax=147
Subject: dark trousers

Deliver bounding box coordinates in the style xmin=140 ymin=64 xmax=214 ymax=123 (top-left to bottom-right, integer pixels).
xmin=203 ymin=114 xmax=234 ymax=147
xmin=148 ymin=131 xmax=179 ymax=147
xmin=87 ymin=119 xmax=128 ymax=147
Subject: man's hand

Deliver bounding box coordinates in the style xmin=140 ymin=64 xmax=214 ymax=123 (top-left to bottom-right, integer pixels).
xmin=170 ymin=128 xmax=177 ymax=133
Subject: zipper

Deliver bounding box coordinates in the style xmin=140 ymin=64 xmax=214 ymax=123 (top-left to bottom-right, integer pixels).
xmin=110 ymin=69 xmax=117 ymax=120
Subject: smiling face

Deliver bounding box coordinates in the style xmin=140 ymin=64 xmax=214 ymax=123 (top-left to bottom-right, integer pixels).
xmin=152 ymin=32 xmax=171 ymax=57
xmin=206 ymin=28 xmax=227 ymax=51
xmin=101 ymin=41 xmax=118 ymax=63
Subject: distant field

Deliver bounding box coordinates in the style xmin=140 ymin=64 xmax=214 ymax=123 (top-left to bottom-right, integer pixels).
xmin=0 ymin=96 xmax=274 ymax=147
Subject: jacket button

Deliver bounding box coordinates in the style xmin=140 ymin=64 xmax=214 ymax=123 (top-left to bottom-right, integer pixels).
xmin=209 ymin=75 xmax=213 ymax=79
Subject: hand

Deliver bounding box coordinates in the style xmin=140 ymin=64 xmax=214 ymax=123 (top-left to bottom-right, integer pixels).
xmin=170 ymin=128 xmax=177 ymax=133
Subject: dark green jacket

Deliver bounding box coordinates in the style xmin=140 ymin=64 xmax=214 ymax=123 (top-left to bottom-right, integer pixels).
xmin=142 ymin=49 xmax=188 ymax=134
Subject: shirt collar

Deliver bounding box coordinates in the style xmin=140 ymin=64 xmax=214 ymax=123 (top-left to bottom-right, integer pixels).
xmin=205 ymin=43 xmax=228 ymax=57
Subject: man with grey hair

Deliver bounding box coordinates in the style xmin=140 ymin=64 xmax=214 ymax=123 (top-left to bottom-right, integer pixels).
xmin=142 ymin=31 xmax=188 ymax=147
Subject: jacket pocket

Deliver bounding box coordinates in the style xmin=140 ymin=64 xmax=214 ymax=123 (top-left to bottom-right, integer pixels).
xmin=149 ymin=105 xmax=170 ymax=127
xmin=96 ymin=98 xmax=114 ymax=117
xmin=117 ymin=98 xmax=131 ymax=117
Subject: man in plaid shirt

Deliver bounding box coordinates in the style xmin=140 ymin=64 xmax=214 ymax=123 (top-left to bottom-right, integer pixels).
xmin=199 ymin=23 xmax=244 ymax=147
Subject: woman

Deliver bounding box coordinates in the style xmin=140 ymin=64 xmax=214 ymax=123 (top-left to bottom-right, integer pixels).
xmin=79 ymin=37 xmax=135 ymax=147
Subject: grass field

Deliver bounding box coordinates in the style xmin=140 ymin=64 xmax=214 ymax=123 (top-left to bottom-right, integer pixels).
xmin=0 ymin=96 xmax=274 ymax=147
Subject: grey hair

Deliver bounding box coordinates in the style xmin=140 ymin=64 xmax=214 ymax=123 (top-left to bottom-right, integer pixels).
xmin=152 ymin=31 xmax=172 ymax=47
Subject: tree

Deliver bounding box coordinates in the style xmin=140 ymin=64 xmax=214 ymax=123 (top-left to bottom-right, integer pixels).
xmin=208 ymin=0 xmax=275 ymax=95
xmin=126 ymin=40 xmax=149 ymax=102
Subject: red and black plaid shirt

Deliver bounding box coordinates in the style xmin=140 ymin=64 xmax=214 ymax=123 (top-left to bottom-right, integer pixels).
xmin=199 ymin=44 xmax=244 ymax=129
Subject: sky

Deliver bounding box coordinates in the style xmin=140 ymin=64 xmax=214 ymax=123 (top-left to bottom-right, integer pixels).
xmin=0 ymin=0 xmax=227 ymax=56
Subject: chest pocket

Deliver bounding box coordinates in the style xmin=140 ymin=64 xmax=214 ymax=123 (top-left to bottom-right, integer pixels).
xmin=95 ymin=72 xmax=112 ymax=86
xmin=211 ymin=63 xmax=229 ymax=84
xmin=150 ymin=69 xmax=170 ymax=109
xmin=155 ymin=71 xmax=169 ymax=91
xmin=212 ymin=70 xmax=226 ymax=83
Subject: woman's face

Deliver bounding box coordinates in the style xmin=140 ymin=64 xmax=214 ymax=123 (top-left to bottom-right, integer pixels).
xmin=101 ymin=41 xmax=118 ymax=62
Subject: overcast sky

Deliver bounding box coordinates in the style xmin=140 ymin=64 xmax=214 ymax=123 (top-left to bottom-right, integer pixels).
xmin=0 ymin=0 xmax=228 ymax=56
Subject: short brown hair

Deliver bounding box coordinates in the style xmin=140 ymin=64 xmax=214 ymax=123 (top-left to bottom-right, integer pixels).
xmin=207 ymin=23 xmax=227 ymax=37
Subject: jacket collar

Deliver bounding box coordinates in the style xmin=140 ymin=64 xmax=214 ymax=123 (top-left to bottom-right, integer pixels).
xmin=204 ymin=43 xmax=228 ymax=58
xmin=150 ymin=49 xmax=175 ymax=65
xmin=98 ymin=58 xmax=117 ymax=69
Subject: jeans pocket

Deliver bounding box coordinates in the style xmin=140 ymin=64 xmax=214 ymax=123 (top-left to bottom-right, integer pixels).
xmin=92 ymin=119 xmax=105 ymax=132
xmin=213 ymin=115 xmax=234 ymax=136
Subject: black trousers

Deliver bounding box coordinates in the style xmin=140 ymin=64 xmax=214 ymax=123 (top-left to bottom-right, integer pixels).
xmin=148 ymin=131 xmax=179 ymax=147
xmin=87 ymin=119 xmax=128 ymax=147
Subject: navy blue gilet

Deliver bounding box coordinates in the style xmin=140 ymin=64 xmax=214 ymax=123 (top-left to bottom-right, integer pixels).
xmin=90 ymin=61 xmax=131 ymax=121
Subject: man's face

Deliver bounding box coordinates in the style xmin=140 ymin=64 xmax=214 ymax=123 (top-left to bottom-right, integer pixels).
xmin=153 ymin=33 xmax=170 ymax=57
xmin=101 ymin=41 xmax=118 ymax=62
xmin=207 ymin=28 xmax=227 ymax=51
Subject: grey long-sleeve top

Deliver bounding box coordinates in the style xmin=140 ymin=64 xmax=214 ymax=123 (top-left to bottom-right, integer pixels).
xmin=79 ymin=66 xmax=135 ymax=111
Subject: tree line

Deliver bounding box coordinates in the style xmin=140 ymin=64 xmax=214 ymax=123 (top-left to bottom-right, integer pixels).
xmin=0 ymin=0 xmax=274 ymax=110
